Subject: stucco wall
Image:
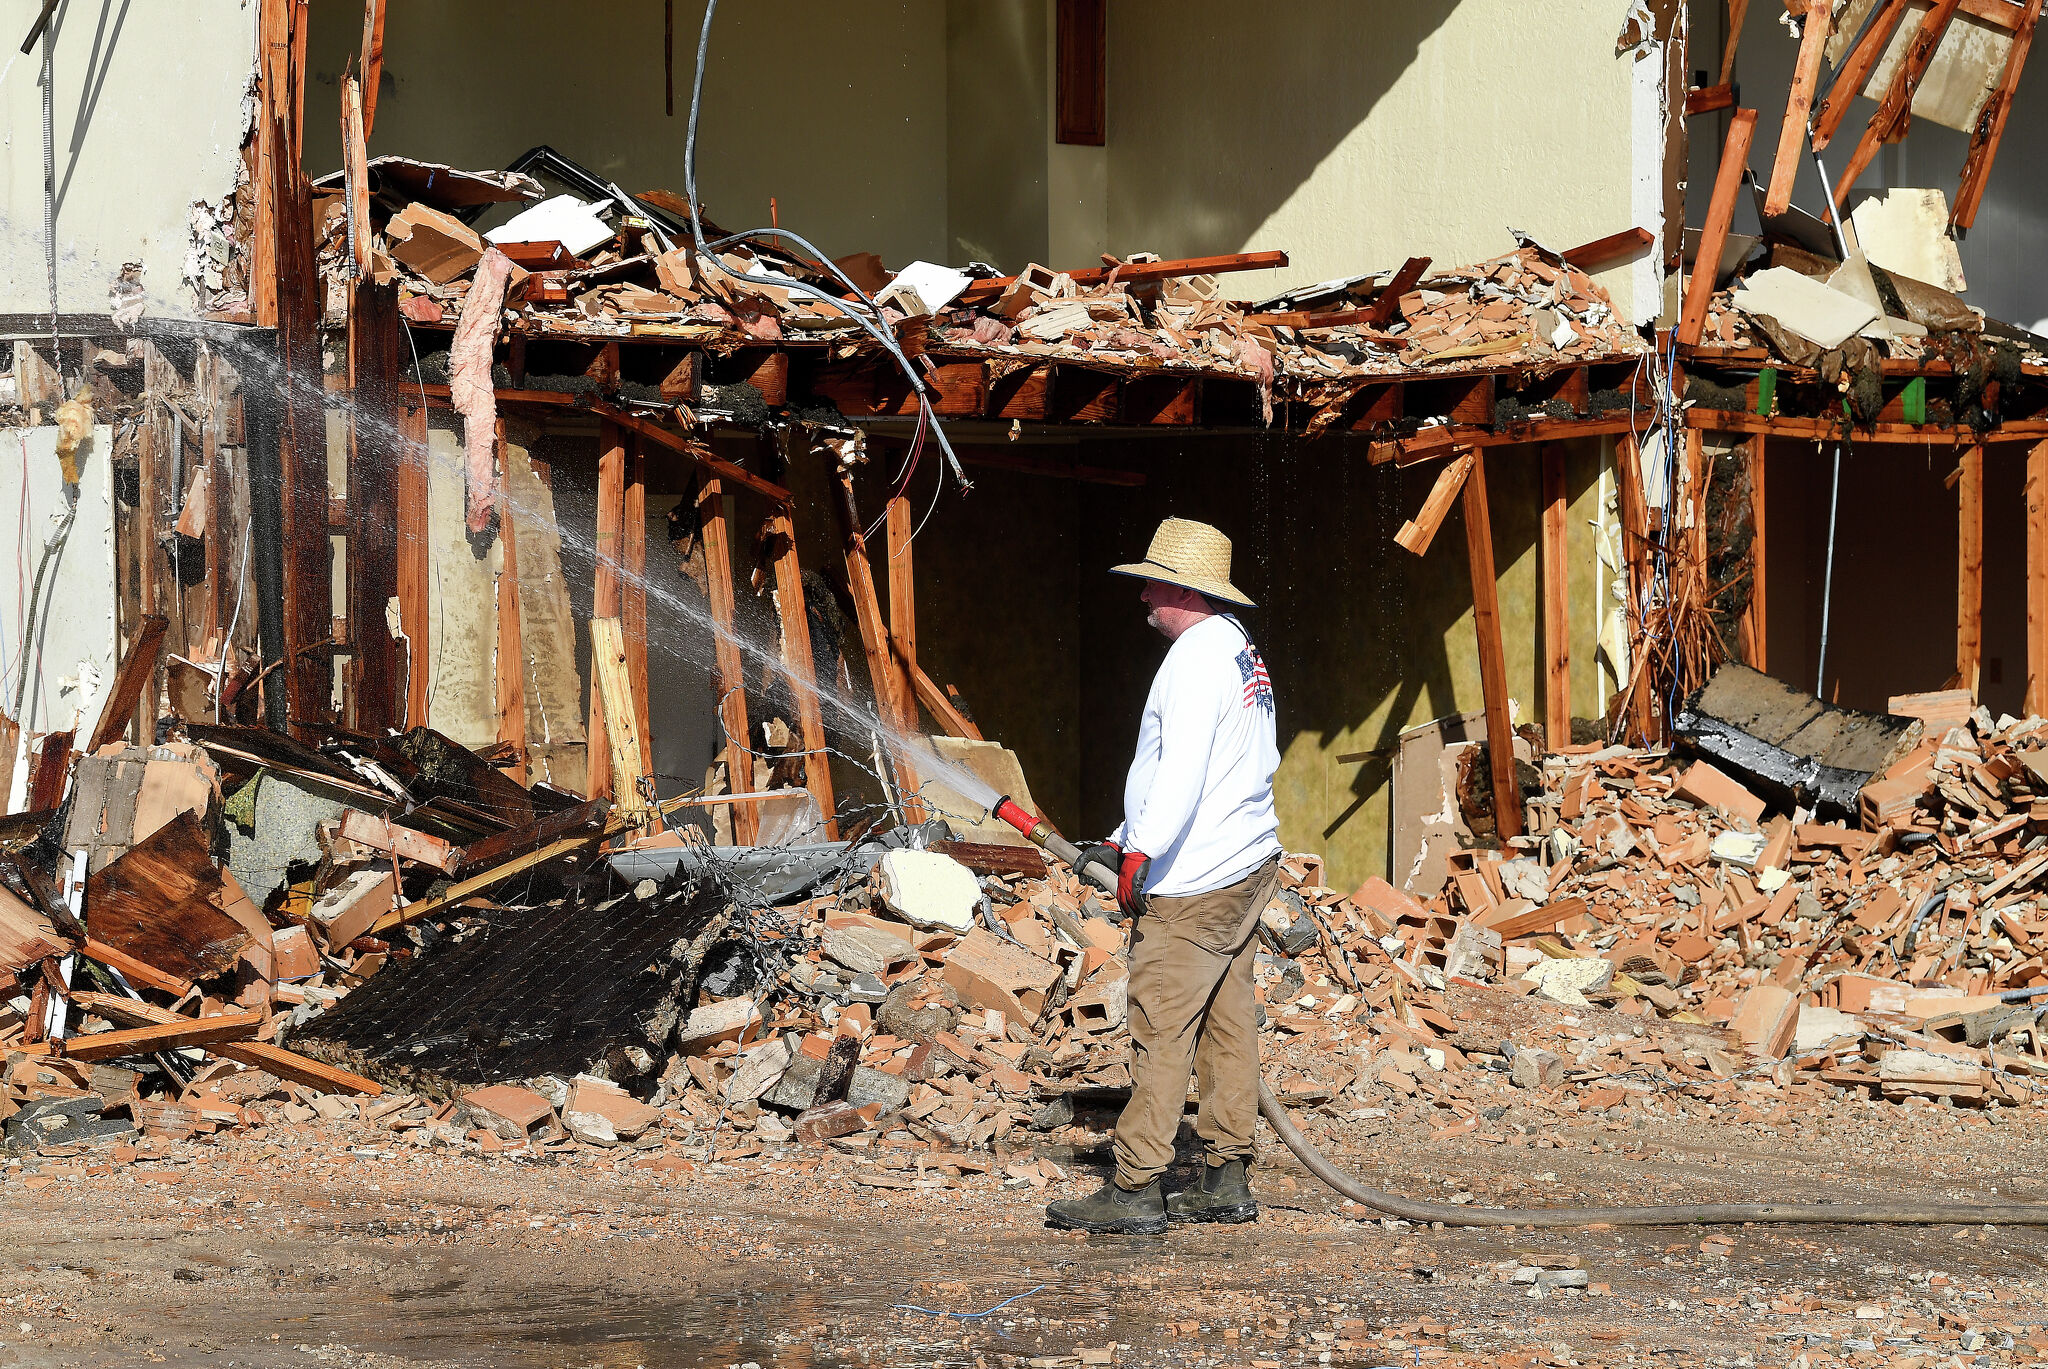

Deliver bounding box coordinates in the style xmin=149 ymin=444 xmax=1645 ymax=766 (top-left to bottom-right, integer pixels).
xmin=1100 ymin=0 xmax=1668 ymax=318
xmin=0 ymin=424 xmax=118 ymax=741
xmin=303 ymin=1 xmax=950 ymax=272
xmin=0 ymin=1 xmax=256 ymax=321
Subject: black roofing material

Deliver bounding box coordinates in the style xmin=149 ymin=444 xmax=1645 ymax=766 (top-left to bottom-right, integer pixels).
xmin=1672 ymin=663 xmax=1922 ymax=819
xmin=296 ymin=885 xmax=723 ymax=1098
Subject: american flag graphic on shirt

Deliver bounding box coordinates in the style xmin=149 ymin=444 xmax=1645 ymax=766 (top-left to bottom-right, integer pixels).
xmin=1236 ymin=644 xmax=1273 ymax=714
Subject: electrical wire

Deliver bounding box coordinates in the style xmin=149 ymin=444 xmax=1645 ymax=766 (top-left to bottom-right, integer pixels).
xmin=1815 ymin=438 xmax=1843 ymax=696
xmin=215 ymin=497 xmax=256 ymax=722
xmin=683 ymin=0 xmax=967 ymax=494
xmin=399 ymin=317 xmax=444 ymax=722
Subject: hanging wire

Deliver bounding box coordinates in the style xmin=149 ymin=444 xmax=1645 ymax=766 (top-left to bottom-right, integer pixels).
xmin=683 ymin=0 xmax=968 ymax=498
xmin=1815 ymin=439 xmax=1843 ymax=696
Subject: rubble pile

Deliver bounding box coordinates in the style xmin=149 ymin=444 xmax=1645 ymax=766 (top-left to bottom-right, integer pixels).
xmin=314 ymin=154 xmax=1645 ymax=418
xmin=9 ymin=670 xmax=2048 ymax=1167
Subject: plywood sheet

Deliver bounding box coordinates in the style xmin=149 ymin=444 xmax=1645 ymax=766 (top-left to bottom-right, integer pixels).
xmin=1863 ymin=4 xmax=2013 ymax=132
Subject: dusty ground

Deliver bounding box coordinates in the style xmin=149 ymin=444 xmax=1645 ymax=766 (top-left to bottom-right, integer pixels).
xmin=5 ymin=1089 xmax=2048 ymax=1369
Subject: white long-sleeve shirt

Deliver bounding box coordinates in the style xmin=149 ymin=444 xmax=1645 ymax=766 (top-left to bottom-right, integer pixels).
xmin=1110 ymin=613 xmax=1282 ymax=897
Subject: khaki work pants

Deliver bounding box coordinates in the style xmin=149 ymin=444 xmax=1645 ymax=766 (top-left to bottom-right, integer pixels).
xmin=1111 ymin=854 xmax=1282 ymax=1189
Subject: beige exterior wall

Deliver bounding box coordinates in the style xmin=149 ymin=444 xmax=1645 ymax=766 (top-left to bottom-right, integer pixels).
xmin=304 ymin=1 xmax=950 ymax=271
xmin=0 ymin=2 xmax=256 ymax=321
xmin=1101 ymin=0 xmax=1670 ymax=318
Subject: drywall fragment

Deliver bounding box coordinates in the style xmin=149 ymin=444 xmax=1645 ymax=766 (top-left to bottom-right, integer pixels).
xmin=876 ymin=850 xmax=980 ymax=933
xmin=485 ymin=194 xmax=615 ymax=257
xmin=1847 ymin=189 xmax=1966 ymax=293
xmin=1730 ymin=267 xmax=1878 ymax=350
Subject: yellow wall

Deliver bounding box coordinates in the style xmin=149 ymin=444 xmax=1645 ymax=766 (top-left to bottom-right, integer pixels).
xmin=1100 ymin=0 xmax=1666 ymax=317
xmin=304 ymin=1 xmax=950 ymax=270
xmin=1 ymin=1 xmax=257 ymax=320
xmin=1039 ymin=434 xmax=1612 ymax=895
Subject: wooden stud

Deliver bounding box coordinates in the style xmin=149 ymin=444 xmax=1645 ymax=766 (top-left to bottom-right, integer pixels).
xmin=1679 ymin=108 xmax=1759 ymax=348
xmin=698 ymin=478 xmax=757 ymax=844
xmin=763 ymin=512 xmax=838 ymax=839
xmin=624 ymin=439 xmax=651 ymax=769
xmin=347 ymin=283 xmax=401 ymax=732
xmin=1764 ymin=5 xmax=1832 ymax=217
xmin=1814 ymin=0 xmax=1908 ymax=148
xmin=339 ymin=75 xmax=371 ymax=278
xmin=359 ymin=0 xmax=387 ymax=138
xmin=396 ymin=401 xmax=430 ymax=728
xmin=28 ymin=732 xmax=72 ymax=812
xmin=370 ymin=826 xmax=622 ymax=935
xmin=1719 ymin=0 xmax=1752 ymax=87
xmin=87 ymin=616 xmax=168 ymax=753
xmin=590 ymin=617 xmax=650 ymax=817
xmin=834 ymin=470 xmax=923 ymax=812
xmin=584 ymin=399 xmax=792 ymax=507
xmin=2028 ymin=440 xmax=2048 ymax=716
xmin=55 ymin=1011 xmax=265 ymax=1063
xmin=905 ymin=659 xmax=984 ymax=742
xmin=1742 ymin=435 xmax=1769 ymax=671
xmin=885 ymin=495 xmax=920 ymax=736
xmin=1953 ymin=0 xmax=2042 ymax=229
xmin=1541 ymin=443 xmax=1571 ymax=750
xmin=493 ymin=425 xmax=527 ymax=784
xmin=587 ymin=421 xmax=625 ymax=800
xmin=1958 ymin=443 xmax=1985 ymax=695
xmin=1834 ymin=0 xmax=1964 ymax=210
xmin=1461 ymin=449 xmax=1521 ymax=840
xmin=1366 ymin=256 xmax=1433 ymax=326
xmin=1393 ymin=452 xmax=1475 ymax=557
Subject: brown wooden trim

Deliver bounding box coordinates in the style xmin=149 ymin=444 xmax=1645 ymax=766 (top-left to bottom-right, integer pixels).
xmin=1055 ymin=0 xmax=1106 ymax=146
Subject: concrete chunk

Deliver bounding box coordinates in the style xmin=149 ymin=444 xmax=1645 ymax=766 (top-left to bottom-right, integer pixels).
xmin=876 ymin=850 xmax=981 ymax=933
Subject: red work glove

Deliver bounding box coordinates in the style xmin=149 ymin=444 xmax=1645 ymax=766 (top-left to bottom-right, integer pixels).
xmin=1116 ymin=847 xmax=1152 ymax=920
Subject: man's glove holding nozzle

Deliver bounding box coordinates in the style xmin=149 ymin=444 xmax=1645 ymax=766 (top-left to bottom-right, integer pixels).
xmin=1075 ymin=839 xmax=1122 ymax=892
xmin=1115 ymin=847 xmax=1152 ymax=921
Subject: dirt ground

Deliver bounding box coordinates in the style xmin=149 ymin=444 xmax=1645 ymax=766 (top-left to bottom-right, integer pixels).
xmin=5 ymin=1085 xmax=2048 ymax=1369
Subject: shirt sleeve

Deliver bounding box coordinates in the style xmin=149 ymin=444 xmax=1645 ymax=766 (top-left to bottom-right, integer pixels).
xmin=1122 ymin=639 xmax=1231 ymax=858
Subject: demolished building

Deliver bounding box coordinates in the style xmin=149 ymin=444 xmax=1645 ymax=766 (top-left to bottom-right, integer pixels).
xmin=3 ymin=0 xmax=2048 ymax=1172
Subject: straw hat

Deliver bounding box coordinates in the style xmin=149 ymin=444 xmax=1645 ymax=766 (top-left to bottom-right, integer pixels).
xmin=1110 ymin=517 xmax=1254 ymax=608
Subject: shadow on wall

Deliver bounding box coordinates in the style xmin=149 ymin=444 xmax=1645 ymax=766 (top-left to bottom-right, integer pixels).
xmin=1103 ymin=0 xmax=1461 ymax=269
xmin=50 ymin=0 xmax=136 ymax=217
xmin=301 ymin=1 xmax=953 ymax=269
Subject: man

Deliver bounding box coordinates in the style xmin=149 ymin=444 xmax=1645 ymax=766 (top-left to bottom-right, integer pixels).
xmin=1045 ymin=517 xmax=1282 ymax=1235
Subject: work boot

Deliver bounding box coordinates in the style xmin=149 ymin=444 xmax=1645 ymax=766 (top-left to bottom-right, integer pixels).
xmin=1166 ymin=1159 xmax=1258 ymax=1224
xmin=1045 ymin=1178 xmax=1168 ymax=1234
